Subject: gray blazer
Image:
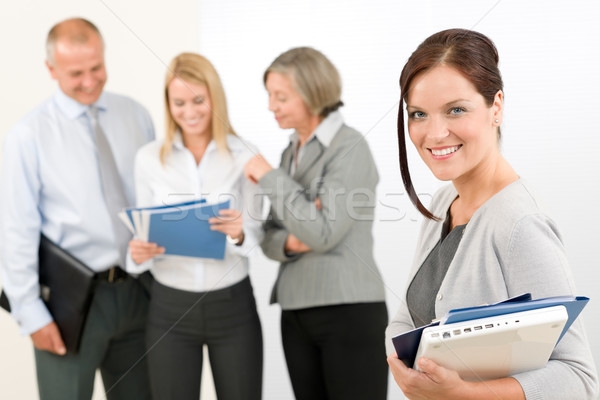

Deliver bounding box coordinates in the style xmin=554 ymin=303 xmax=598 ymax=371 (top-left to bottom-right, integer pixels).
xmin=259 ymin=123 xmax=386 ymax=310
xmin=386 ymin=180 xmax=598 ymax=399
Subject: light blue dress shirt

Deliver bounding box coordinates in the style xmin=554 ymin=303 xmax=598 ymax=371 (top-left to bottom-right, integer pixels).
xmin=0 ymin=88 xmax=155 ymax=335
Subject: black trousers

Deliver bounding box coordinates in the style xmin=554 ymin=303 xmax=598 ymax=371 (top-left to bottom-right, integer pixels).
xmin=146 ymin=276 xmax=263 ymax=400
xmin=35 ymin=278 xmax=150 ymax=400
xmin=281 ymin=302 xmax=388 ymax=400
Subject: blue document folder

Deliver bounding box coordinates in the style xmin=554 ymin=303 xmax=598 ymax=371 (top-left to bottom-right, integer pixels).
xmin=440 ymin=295 xmax=589 ymax=342
xmin=121 ymin=199 xmax=208 ymax=234
xmin=147 ymin=200 xmax=230 ymax=259
xmin=391 ymin=293 xmax=588 ymax=367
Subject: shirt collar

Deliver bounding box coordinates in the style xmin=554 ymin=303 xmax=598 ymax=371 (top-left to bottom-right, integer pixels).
xmin=289 ymin=110 xmax=344 ymax=148
xmin=54 ymin=87 xmax=108 ymax=120
xmin=173 ymin=131 xmax=244 ymax=154
xmin=173 ymin=130 xmax=186 ymax=150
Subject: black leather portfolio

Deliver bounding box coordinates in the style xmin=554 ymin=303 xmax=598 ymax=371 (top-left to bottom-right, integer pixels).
xmin=0 ymin=234 xmax=96 ymax=353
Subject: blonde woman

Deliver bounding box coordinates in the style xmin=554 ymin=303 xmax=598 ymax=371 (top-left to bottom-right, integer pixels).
xmin=245 ymin=47 xmax=388 ymax=400
xmin=129 ymin=53 xmax=263 ymax=400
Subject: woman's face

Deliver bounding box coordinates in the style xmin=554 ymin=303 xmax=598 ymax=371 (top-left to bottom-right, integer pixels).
xmin=406 ymin=65 xmax=502 ymax=182
xmin=168 ymin=77 xmax=212 ymax=138
xmin=265 ymin=72 xmax=315 ymax=134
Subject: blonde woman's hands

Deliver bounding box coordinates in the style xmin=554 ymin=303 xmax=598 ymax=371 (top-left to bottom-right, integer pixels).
xmin=129 ymin=239 xmax=165 ymax=264
xmin=209 ymin=209 xmax=244 ymax=245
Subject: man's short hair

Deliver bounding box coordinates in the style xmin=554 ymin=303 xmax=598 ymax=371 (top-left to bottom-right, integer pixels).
xmin=46 ymin=18 xmax=103 ymax=66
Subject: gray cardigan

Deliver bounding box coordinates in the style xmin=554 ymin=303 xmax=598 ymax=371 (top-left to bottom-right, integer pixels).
xmin=259 ymin=123 xmax=385 ymax=309
xmin=386 ymin=180 xmax=598 ymax=399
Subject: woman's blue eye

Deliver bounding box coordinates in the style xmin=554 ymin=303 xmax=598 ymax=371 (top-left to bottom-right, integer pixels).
xmin=410 ymin=111 xmax=426 ymax=119
xmin=450 ymin=107 xmax=465 ymax=115
xmin=194 ymin=97 xmax=205 ymax=104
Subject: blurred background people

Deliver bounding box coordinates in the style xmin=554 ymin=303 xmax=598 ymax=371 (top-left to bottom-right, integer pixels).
xmin=0 ymin=17 xmax=154 ymax=399
xmin=245 ymin=46 xmax=388 ymax=400
xmin=128 ymin=52 xmax=263 ymax=400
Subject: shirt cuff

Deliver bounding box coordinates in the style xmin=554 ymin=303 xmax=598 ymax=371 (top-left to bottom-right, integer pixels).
xmin=17 ymin=297 xmax=53 ymax=336
xmin=124 ymin=251 xmax=153 ymax=275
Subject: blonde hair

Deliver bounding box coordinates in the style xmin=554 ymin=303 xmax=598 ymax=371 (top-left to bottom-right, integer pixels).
xmin=161 ymin=52 xmax=235 ymax=163
xmin=264 ymin=47 xmax=343 ymax=118
xmin=46 ymin=18 xmax=103 ymax=67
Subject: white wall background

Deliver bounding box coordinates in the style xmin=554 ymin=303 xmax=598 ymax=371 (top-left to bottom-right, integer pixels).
xmin=1 ymin=1 xmax=599 ymax=399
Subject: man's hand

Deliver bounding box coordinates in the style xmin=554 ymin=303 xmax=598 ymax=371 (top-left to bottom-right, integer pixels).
xmin=31 ymin=321 xmax=66 ymax=355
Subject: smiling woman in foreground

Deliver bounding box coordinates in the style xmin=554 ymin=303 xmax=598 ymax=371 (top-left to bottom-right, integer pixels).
xmin=385 ymin=28 xmax=599 ymax=399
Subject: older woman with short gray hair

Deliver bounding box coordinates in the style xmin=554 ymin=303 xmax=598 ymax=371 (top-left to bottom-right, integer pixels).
xmin=245 ymin=46 xmax=388 ymax=400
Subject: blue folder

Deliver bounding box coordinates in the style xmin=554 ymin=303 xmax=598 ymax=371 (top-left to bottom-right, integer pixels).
xmin=391 ymin=293 xmax=589 ymax=367
xmin=441 ymin=295 xmax=589 ymax=342
xmin=146 ymin=200 xmax=230 ymax=259
xmin=123 ymin=198 xmax=207 ymax=231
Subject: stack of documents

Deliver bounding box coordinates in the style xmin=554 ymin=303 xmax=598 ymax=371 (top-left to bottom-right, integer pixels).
xmin=119 ymin=199 xmax=230 ymax=259
xmin=392 ymin=294 xmax=589 ymax=379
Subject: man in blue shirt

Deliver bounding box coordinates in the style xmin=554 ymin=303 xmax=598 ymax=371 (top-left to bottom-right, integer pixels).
xmin=0 ymin=17 xmax=154 ymax=399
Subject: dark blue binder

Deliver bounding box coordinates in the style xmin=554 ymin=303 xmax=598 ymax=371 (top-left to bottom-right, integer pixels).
xmin=441 ymin=295 xmax=589 ymax=342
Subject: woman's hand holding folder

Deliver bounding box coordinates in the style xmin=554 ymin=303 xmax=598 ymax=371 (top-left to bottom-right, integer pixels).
xmin=387 ymin=352 xmax=526 ymax=400
xmin=209 ymin=209 xmax=244 ymax=246
xmin=129 ymin=207 xmax=246 ymax=264
xmin=129 ymin=240 xmax=165 ymax=264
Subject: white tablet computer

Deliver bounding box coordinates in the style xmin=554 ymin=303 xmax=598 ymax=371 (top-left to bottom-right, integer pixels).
xmin=414 ymin=305 xmax=568 ymax=381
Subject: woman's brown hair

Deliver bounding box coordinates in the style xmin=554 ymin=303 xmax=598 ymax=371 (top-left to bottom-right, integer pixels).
xmin=397 ymin=28 xmax=504 ymax=219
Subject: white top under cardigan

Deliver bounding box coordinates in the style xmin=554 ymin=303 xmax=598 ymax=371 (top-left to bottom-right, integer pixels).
xmin=386 ymin=179 xmax=598 ymax=399
xmin=127 ymin=133 xmax=264 ymax=292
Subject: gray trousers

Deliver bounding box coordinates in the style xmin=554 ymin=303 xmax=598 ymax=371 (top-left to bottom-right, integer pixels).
xmin=35 ymin=277 xmax=151 ymax=400
xmin=146 ymin=276 xmax=263 ymax=400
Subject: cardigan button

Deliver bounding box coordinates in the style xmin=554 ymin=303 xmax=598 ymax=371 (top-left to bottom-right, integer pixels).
xmin=437 ymin=293 xmax=443 ymax=301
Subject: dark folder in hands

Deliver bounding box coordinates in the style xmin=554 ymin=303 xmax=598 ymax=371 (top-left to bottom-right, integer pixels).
xmin=0 ymin=235 xmax=96 ymax=353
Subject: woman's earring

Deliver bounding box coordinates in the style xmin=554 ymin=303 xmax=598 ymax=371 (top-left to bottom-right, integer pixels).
xmin=495 ymin=119 xmax=499 ymax=123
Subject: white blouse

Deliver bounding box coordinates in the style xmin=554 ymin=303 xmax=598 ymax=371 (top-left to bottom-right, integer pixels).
xmin=127 ymin=132 xmax=264 ymax=292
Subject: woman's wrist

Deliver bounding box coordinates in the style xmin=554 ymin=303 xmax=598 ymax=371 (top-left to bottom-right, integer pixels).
xmin=460 ymin=378 xmax=524 ymax=400
xmin=227 ymin=231 xmax=245 ymax=246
